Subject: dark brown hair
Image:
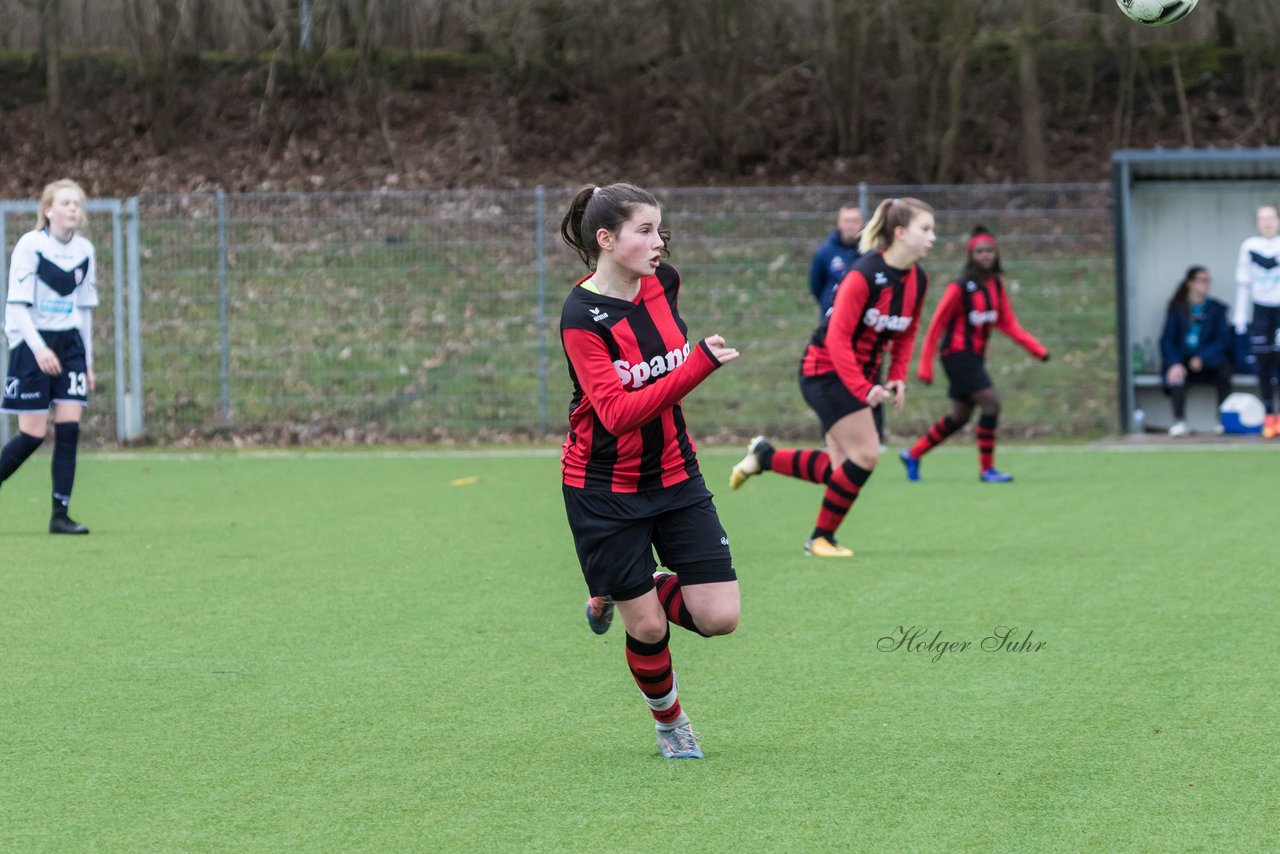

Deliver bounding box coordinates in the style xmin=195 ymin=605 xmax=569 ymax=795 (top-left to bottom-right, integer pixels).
xmin=559 ymin=182 xmax=670 ymax=270
xmin=1167 ymin=265 xmax=1208 ymax=314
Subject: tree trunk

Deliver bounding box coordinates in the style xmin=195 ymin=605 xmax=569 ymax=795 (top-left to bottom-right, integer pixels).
xmin=1015 ymin=0 xmax=1048 ymax=183
xmin=1112 ymin=30 xmax=1136 ymax=148
xmin=1170 ymin=45 xmax=1194 ymax=147
xmin=35 ymin=0 xmax=73 ymax=161
xmin=817 ymin=0 xmax=872 ymax=158
xmin=151 ymin=0 xmax=182 ymax=155
xmin=935 ymin=24 xmax=976 ymax=182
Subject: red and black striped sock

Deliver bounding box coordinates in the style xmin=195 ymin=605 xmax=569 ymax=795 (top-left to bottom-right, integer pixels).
xmin=766 ymin=448 xmax=832 ymax=484
xmin=909 ymin=415 xmax=961 ymax=459
xmin=653 ymin=572 xmax=708 ymax=637
xmin=813 ymin=459 xmax=872 ymax=539
xmin=625 ymin=629 xmax=682 ymax=725
xmin=977 ymin=413 xmax=998 ymax=471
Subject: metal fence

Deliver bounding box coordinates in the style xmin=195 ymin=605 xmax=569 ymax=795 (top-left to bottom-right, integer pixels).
xmin=2 ymin=184 xmax=1115 ymax=446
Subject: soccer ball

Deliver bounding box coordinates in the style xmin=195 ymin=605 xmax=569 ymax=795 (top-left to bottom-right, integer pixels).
xmin=1115 ymin=0 xmax=1198 ymax=26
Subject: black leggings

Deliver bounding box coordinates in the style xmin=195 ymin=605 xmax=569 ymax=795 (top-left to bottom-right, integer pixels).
xmin=1169 ymin=361 xmax=1233 ymax=420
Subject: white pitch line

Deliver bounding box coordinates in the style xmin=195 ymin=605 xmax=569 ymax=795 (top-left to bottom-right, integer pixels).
xmin=84 ymin=442 xmax=1278 ymax=463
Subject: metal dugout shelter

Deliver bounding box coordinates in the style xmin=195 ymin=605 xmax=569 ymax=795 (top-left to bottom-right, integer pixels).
xmin=1113 ymin=147 xmax=1280 ymax=433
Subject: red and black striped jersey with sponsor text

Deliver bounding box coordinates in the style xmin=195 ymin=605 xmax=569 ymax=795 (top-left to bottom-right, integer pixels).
xmin=560 ymin=262 xmax=723 ymax=493
xmin=915 ymin=275 xmax=1047 ymax=373
xmin=800 ymin=251 xmax=928 ymax=402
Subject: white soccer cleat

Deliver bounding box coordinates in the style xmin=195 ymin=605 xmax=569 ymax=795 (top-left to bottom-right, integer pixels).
xmin=1168 ymin=421 xmax=1189 ymax=438
xmin=729 ymin=435 xmax=772 ymax=490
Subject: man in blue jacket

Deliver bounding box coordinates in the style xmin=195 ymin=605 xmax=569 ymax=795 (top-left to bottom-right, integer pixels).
xmin=809 ymin=205 xmax=864 ymax=317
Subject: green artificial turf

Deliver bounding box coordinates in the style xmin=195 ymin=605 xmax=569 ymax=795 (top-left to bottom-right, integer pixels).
xmin=2 ymin=445 xmax=1277 ymax=850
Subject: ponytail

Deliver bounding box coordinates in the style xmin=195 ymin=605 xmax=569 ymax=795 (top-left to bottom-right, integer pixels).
xmin=859 ymin=197 xmax=933 ymax=253
xmin=559 ymin=182 xmax=668 ymax=270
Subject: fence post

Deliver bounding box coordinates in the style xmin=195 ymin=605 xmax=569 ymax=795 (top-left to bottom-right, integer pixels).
xmin=112 ymin=203 xmax=128 ymax=441
xmin=217 ymin=190 xmax=230 ymax=426
xmin=536 ymin=185 xmax=548 ymax=433
xmin=858 ymin=181 xmax=868 ymax=215
xmin=126 ymin=197 xmax=144 ymax=437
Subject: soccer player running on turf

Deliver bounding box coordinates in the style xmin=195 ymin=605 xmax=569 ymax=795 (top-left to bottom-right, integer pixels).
xmin=559 ymin=183 xmax=741 ymax=759
xmin=899 ymin=226 xmax=1048 ymax=483
xmin=1 ymin=179 xmax=99 ymax=534
xmin=729 ymin=197 xmax=934 ymax=558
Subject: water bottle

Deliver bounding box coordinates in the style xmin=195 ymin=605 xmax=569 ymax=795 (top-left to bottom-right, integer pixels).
xmin=1132 ymin=408 xmax=1146 ymax=433
xmin=1131 ymin=344 xmax=1145 ymax=373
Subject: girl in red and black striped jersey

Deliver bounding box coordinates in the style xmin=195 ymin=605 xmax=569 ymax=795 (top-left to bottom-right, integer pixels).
xmin=730 ymin=197 xmax=935 ymax=558
xmin=559 ymin=183 xmax=741 ymax=760
xmin=900 ymin=226 xmax=1049 ymax=483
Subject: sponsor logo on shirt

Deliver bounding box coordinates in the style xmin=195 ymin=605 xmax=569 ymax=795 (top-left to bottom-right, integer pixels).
xmin=613 ymin=342 xmax=691 ymax=389
xmin=40 ymin=296 xmax=75 ymax=315
xmin=968 ymin=310 xmax=998 ymax=326
xmin=862 ymin=307 xmax=912 ymax=332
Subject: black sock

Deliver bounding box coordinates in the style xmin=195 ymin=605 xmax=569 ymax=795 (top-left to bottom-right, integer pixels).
xmin=51 ymin=422 xmax=79 ymax=517
xmin=0 ymin=431 xmax=44 ymax=484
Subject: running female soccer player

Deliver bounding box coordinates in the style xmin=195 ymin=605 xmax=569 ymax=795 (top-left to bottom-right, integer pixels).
xmin=559 ymin=183 xmax=741 ymax=759
xmin=730 ymin=197 xmax=934 ymax=558
xmin=1 ymin=179 xmax=98 ymax=534
xmin=899 ymin=226 xmax=1048 ymax=482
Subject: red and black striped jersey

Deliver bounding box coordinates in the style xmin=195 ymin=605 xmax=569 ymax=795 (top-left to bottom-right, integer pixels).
xmin=560 ymin=262 xmax=724 ymax=493
xmin=915 ymin=275 xmax=1047 ymax=378
xmin=801 ymin=251 xmax=928 ymax=402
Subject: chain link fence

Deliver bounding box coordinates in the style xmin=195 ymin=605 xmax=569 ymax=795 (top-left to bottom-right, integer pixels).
xmin=4 ymin=184 xmax=1114 ymax=446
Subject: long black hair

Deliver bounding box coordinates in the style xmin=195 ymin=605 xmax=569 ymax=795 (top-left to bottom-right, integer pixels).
xmin=1167 ymin=265 xmax=1208 ymax=314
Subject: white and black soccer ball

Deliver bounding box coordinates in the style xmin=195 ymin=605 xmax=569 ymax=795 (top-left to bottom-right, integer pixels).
xmin=1115 ymin=0 xmax=1198 ymax=26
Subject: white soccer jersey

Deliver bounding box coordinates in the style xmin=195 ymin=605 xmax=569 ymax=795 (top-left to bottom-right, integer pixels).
xmin=1234 ymin=234 xmax=1280 ymax=329
xmin=5 ymin=227 xmax=98 ymax=339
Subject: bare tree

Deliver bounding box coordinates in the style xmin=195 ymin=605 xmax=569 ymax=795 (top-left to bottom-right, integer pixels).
xmin=932 ymin=0 xmax=982 ymax=183
xmin=814 ymin=0 xmax=875 ymax=158
xmin=19 ymin=0 xmax=73 ymax=160
xmin=122 ymin=0 xmax=183 ymax=154
xmin=1015 ymin=0 xmax=1048 ymax=182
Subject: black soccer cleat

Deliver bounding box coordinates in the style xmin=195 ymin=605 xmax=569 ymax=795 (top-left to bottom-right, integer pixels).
xmin=49 ymin=515 xmax=90 ymax=535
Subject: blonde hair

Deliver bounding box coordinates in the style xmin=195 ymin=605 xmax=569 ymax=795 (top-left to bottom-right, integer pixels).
xmin=859 ymin=197 xmax=933 ymax=253
xmin=37 ymin=179 xmax=87 ymax=231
